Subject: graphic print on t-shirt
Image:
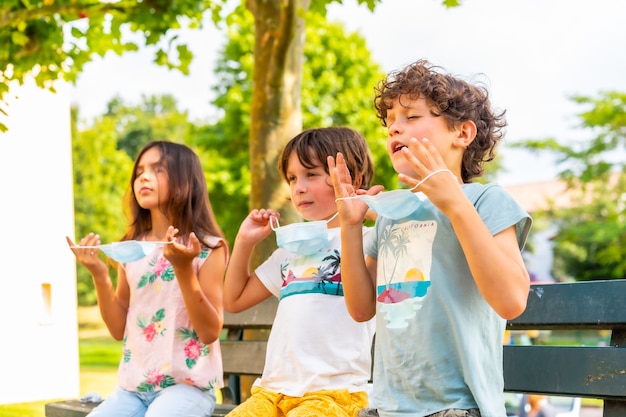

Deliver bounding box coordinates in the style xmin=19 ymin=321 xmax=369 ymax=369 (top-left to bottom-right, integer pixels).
xmin=278 ymin=249 xmax=343 ymax=299
xmin=376 ymin=220 xmax=437 ymax=328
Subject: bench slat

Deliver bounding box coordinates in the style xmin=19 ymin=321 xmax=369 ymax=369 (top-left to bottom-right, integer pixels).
xmin=507 ymin=280 xmax=626 ymax=330
xmin=221 ymin=340 xmax=267 ymax=376
xmin=503 ymin=345 xmax=626 ymax=398
xmin=223 ymin=298 xmax=277 ymax=329
xmin=45 ymin=401 xmax=97 ymax=417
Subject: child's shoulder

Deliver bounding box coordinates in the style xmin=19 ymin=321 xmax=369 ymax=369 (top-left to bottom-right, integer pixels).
xmin=462 ymin=181 xmax=511 ymax=202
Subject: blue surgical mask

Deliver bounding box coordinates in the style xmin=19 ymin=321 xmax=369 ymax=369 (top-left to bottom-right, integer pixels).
xmin=336 ymin=169 xmax=454 ymax=220
xmin=72 ymin=240 xmax=171 ymax=263
xmin=270 ymin=213 xmax=338 ymax=256
xmin=349 ymin=189 xmax=427 ymax=220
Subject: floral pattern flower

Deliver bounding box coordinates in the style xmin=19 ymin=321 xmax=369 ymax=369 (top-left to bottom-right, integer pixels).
xmin=136 ymin=368 xmax=176 ymax=392
xmin=137 ymin=308 xmax=166 ymax=343
xmin=176 ymin=327 xmax=209 ymax=369
xmin=138 ymin=255 xmax=175 ymax=288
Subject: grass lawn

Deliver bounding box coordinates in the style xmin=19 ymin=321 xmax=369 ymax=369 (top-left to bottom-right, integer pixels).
xmin=0 ymin=307 xmax=120 ymax=417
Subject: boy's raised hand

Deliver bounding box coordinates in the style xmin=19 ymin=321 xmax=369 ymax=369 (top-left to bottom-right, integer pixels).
xmin=238 ymin=209 xmax=280 ymax=245
xmin=399 ymin=137 xmax=463 ymax=214
xmin=328 ymin=153 xmax=382 ymax=226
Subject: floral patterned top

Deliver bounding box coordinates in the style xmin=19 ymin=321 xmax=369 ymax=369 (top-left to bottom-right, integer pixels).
xmin=116 ymin=237 xmax=224 ymax=392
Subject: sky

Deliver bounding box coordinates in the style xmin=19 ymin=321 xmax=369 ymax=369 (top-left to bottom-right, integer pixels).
xmin=68 ymin=0 xmax=626 ymax=186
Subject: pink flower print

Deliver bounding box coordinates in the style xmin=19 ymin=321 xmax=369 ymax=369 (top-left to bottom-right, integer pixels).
xmin=146 ymin=369 xmax=165 ymax=386
xmin=184 ymin=377 xmax=195 ymax=385
xmin=184 ymin=339 xmax=203 ymax=361
xmin=143 ymin=322 xmax=157 ymax=342
xmin=153 ymin=257 xmax=169 ymax=277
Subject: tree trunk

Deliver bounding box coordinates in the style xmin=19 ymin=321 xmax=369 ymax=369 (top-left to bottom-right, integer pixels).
xmin=247 ymin=0 xmax=310 ymax=268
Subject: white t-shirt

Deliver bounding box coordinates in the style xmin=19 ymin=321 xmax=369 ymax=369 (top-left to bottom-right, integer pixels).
xmin=255 ymin=227 xmax=376 ymax=397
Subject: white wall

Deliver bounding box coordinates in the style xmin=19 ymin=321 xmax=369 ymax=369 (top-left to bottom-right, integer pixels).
xmin=0 ymin=78 xmax=79 ymax=404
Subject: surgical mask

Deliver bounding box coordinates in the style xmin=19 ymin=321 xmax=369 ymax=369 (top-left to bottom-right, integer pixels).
xmin=336 ymin=169 xmax=454 ymax=220
xmin=270 ymin=213 xmax=338 ymax=256
xmin=72 ymin=240 xmax=171 ymax=263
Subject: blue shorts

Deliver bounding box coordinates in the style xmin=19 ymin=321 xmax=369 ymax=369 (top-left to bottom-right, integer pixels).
xmin=87 ymin=384 xmax=216 ymax=417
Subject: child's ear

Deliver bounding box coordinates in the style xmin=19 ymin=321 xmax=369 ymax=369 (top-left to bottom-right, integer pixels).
xmin=455 ymin=120 xmax=477 ymax=148
xmin=353 ymin=174 xmax=363 ymax=190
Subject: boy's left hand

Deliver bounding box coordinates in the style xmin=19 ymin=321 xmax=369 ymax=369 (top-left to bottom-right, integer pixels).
xmin=399 ymin=137 xmax=463 ymax=213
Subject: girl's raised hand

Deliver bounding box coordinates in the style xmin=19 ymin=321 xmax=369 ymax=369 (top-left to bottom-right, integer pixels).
xmin=66 ymin=233 xmax=108 ymax=277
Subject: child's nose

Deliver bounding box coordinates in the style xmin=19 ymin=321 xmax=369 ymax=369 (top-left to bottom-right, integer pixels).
xmin=293 ymin=178 xmax=307 ymax=193
xmin=388 ymin=120 xmax=402 ymax=136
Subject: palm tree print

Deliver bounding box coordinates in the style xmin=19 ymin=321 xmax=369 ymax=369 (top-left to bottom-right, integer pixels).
xmin=314 ymin=250 xmax=342 ymax=294
xmin=380 ymin=225 xmax=411 ymax=287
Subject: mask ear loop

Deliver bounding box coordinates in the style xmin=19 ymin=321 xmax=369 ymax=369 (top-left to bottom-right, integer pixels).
xmin=326 ymin=212 xmax=339 ymax=223
xmin=409 ymin=169 xmax=455 ymax=191
xmin=269 ymin=216 xmax=280 ymax=231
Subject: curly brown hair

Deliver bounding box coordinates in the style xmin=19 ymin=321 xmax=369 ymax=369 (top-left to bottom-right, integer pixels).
xmin=373 ymin=59 xmax=506 ymax=183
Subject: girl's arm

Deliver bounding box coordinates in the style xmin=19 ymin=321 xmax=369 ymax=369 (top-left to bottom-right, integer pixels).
xmin=66 ymin=234 xmax=129 ymax=340
xmin=223 ymin=210 xmax=275 ymax=313
xmin=165 ymin=228 xmax=226 ymax=345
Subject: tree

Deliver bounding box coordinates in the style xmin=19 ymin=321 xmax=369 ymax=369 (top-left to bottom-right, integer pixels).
xmin=200 ymin=5 xmax=394 ymax=252
xmin=515 ymin=91 xmax=626 ymax=281
xmin=1 ymin=0 xmax=226 ymax=133
xmin=3 ymin=0 xmax=458 ymax=265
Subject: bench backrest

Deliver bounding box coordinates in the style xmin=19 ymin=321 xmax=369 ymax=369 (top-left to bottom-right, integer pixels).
xmin=220 ymin=297 xmax=277 ymax=404
xmin=504 ymin=280 xmax=626 ymax=417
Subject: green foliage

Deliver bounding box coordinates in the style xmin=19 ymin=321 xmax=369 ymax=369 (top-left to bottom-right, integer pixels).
xmin=549 ymin=172 xmax=626 ymax=281
xmin=513 ymin=91 xmax=626 ymax=281
xmin=0 ymin=0 xmax=227 ymax=132
xmin=71 ymin=112 xmax=133 ymax=304
xmin=203 ymin=5 xmax=399 ymax=244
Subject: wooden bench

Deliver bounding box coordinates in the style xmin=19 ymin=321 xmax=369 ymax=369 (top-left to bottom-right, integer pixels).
xmin=45 ymin=297 xmax=278 ymax=417
xmin=504 ymin=279 xmax=626 ymax=416
xmin=47 ymin=280 xmax=626 ymax=417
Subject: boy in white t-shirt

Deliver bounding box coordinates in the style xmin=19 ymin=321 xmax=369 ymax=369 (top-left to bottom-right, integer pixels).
xmin=224 ymin=127 xmax=378 ymax=417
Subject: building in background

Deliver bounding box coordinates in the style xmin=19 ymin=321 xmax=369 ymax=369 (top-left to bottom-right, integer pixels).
xmin=0 ymin=78 xmax=79 ymax=404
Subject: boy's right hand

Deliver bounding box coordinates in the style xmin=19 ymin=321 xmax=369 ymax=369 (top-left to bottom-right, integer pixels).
xmin=328 ymin=153 xmax=383 ymax=226
xmin=66 ymin=233 xmax=108 ymax=277
xmin=237 ymin=209 xmax=281 ymax=244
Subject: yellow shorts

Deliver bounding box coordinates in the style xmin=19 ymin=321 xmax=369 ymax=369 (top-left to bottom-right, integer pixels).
xmin=225 ymin=385 xmax=369 ymax=417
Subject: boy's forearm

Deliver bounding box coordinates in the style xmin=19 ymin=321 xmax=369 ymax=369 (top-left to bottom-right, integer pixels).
xmin=447 ymin=200 xmax=530 ymax=319
xmin=340 ymin=225 xmax=376 ymax=322
xmin=223 ymin=237 xmax=255 ymax=311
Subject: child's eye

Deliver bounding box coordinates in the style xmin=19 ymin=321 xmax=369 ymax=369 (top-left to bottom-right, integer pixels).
xmin=287 ymin=175 xmax=297 ymax=183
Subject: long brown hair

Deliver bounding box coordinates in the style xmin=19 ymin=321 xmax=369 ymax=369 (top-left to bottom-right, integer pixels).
xmin=122 ymin=141 xmax=226 ymax=249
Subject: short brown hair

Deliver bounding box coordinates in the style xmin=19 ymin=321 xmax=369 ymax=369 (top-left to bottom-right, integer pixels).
xmin=278 ymin=127 xmax=374 ymax=189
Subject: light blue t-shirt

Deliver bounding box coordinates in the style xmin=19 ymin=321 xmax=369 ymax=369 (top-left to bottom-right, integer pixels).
xmin=365 ymin=183 xmax=532 ymax=417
